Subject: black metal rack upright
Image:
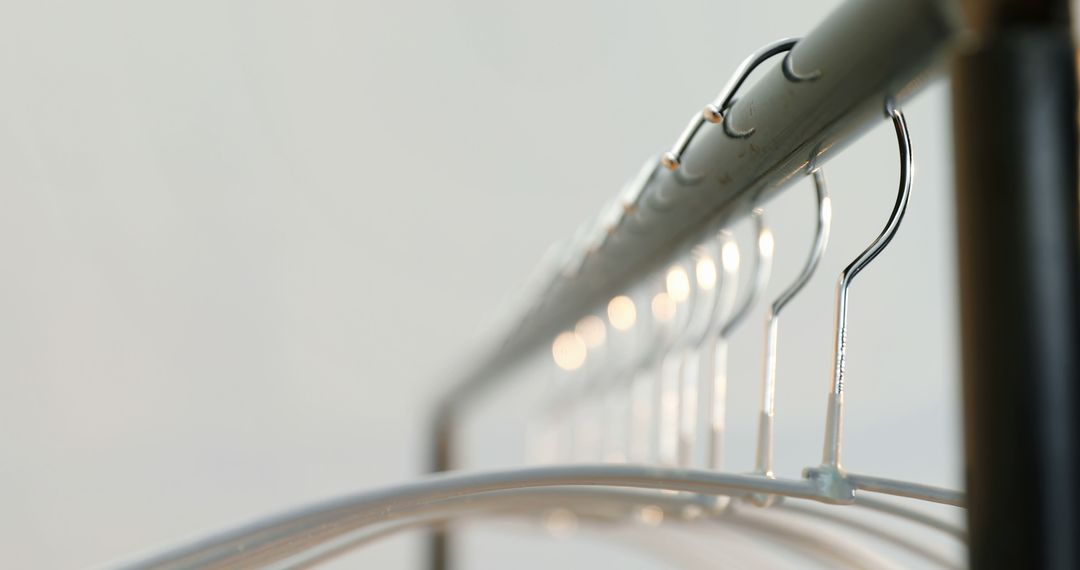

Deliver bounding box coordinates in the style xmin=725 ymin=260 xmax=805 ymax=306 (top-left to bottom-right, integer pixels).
xmin=952 ymin=1 xmax=1079 ymax=568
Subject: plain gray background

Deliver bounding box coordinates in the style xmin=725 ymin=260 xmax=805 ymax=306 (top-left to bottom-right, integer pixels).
xmin=0 ymin=0 xmax=962 ymax=567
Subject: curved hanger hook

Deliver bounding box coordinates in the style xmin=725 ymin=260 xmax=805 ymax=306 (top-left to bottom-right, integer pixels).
xmin=720 ymin=97 xmax=755 ymax=139
xmin=653 ymin=256 xmax=703 ymax=368
xmin=655 ymin=256 xmax=703 ymax=464
xmin=662 ymin=257 xmax=702 ymax=348
xmin=665 ymin=229 xmax=727 ymax=467
xmin=662 ymin=37 xmax=821 ymax=171
xmin=697 ymin=208 xmax=773 ymax=471
xmin=821 ymin=104 xmax=912 ymax=469
xmin=753 ymin=168 xmax=832 ymax=490
xmin=782 ymin=50 xmax=823 ymax=82
xmin=718 ymin=208 xmax=775 ymax=338
xmin=675 ymin=227 xmax=728 ymax=352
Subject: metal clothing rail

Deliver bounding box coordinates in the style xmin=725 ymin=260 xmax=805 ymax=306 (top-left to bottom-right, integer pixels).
xmin=427 ymin=2 xmax=967 ymax=568
xmin=94 ymin=0 xmax=1078 ymax=567
xmin=438 ymin=0 xmax=962 ymax=412
xmin=49 ymin=0 xmax=1076 ymax=566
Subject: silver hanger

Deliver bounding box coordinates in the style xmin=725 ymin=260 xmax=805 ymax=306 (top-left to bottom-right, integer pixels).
xmin=819 ymin=103 xmax=912 ymax=473
xmin=662 ymin=38 xmax=820 ymax=173
xmin=754 ymin=168 xmax=833 ymax=489
xmin=700 ymin=208 xmax=775 ymax=470
xmin=654 ymin=256 xmax=703 ymax=465
xmin=672 ymin=234 xmax=727 ymax=467
xmin=117 ymin=463 xmax=962 ymax=570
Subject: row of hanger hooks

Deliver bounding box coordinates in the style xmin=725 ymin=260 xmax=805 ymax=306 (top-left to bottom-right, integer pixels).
xmin=661 ymin=37 xmax=821 ymax=173
xmin=109 ymin=35 xmax=965 ymax=570
xmin=539 ymin=38 xmax=955 ymax=512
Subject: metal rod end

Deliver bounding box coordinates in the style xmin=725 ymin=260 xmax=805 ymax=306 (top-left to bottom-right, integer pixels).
xmin=661 ymin=152 xmax=681 ymax=170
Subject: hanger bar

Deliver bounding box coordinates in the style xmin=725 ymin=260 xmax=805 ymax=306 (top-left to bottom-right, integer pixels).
xmin=853 ymin=495 xmax=966 ymax=541
xmin=438 ymin=0 xmax=964 ymax=416
xmin=775 ymin=502 xmax=962 ymax=569
xmin=111 ymin=464 xmax=963 ymax=569
xmin=306 ymin=498 xmax=962 ymax=569
xmin=843 ymin=472 xmax=965 ymax=507
xmin=279 ymin=491 xmax=877 ymax=569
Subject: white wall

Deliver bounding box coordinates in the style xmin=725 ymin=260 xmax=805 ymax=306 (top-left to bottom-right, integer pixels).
xmin=0 ymin=0 xmax=960 ymax=567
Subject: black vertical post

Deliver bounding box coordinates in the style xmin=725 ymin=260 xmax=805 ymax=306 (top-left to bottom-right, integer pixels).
xmin=426 ymin=405 xmax=454 ymax=570
xmin=951 ymin=1 xmax=1080 ymax=568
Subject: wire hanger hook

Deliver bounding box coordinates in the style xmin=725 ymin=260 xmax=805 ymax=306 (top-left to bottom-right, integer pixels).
xmin=662 ymin=38 xmax=820 ymax=172
xmin=820 ymin=103 xmax=913 ymax=471
xmin=754 ymin=168 xmax=832 ymax=485
xmin=701 ymin=208 xmax=775 ymax=471
xmin=665 ymin=227 xmax=727 ymax=467
xmin=655 ymin=255 xmax=702 ymax=465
